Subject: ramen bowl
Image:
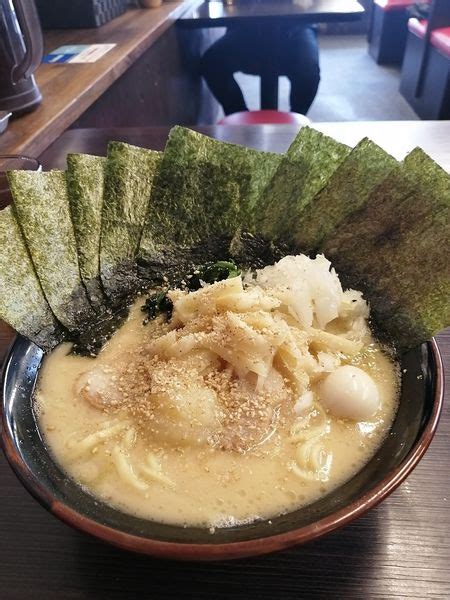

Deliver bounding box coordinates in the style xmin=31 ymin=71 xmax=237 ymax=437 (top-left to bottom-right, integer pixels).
xmin=0 ymin=335 xmax=443 ymax=560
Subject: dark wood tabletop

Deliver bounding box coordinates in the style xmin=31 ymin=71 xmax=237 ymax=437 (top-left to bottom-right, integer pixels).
xmin=1 ymin=122 xmax=449 ymax=598
xmin=177 ymin=0 xmax=364 ymax=28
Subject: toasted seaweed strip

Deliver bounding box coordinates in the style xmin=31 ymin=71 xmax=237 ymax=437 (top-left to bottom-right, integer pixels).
xmin=8 ymin=169 xmax=95 ymax=333
xmin=0 ymin=207 xmax=63 ymax=349
xmin=293 ymin=138 xmax=398 ymax=253
xmin=100 ymin=142 xmax=162 ymax=301
xmin=257 ymin=127 xmax=351 ymax=241
xmin=229 ymin=230 xmax=294 ymax=270
xmin=138 ymin=126 xmax=281 ymax=270
xmin=322 ymin=148 xmax=450 ymax=350
xmin=67 ymin=153 xmax=107 ymax=308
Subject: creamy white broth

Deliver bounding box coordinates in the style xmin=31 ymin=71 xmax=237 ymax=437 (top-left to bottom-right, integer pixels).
xmin=35 ymin=257 xmax=399 ymax=529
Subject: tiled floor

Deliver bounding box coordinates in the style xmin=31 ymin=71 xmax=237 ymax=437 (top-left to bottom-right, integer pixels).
xmin=233 ymin=35 xmax=418 ymax=121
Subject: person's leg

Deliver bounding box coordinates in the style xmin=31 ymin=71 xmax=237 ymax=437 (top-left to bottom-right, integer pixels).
xmin=280 ymin=26 xmax=320 ymax=114
xmin=200 ymin=29 xmax=249 ymax=115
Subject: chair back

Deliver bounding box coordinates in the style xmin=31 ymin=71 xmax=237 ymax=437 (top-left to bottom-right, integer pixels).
xmin=415 ymin=0 xmax=450 ymax=97
xmin=427 ymin=0 xmax=450 ymax=30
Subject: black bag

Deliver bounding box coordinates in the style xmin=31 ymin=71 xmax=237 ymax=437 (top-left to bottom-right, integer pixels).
xmin=407 ymin=2 xmax=431 ymax=20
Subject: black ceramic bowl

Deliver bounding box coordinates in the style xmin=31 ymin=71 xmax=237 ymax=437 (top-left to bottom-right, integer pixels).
xmin=1 ymin=335 xmax=444 ymax=560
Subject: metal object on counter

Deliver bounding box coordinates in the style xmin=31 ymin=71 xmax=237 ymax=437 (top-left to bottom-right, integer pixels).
xmin=0 ymin=0 xmax=43 ymax=116
xmin=0 ymin=112 xmax=12 ymax=135
xmin=0 ymin=155 xmax=42 ymax=210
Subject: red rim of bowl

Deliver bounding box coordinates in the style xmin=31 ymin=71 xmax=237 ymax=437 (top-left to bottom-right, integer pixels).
xmin=0 ymin=338 xmax=444 ymax=561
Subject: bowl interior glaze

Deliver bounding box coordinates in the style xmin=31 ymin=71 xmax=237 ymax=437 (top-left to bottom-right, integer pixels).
xmin=1 ymin=336 xmax=443 ymax=559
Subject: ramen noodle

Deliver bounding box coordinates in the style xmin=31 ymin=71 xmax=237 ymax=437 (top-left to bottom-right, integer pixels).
xmin=35 ymin=255 xmax=399 ymax=529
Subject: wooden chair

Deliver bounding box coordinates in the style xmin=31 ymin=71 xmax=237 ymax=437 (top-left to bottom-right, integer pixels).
xmin=400 ymin=0 xmax=450 ymax=119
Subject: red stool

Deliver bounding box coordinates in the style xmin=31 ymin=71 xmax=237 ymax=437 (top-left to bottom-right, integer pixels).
xmin=218 ymin=110 xmax=311 ymax=126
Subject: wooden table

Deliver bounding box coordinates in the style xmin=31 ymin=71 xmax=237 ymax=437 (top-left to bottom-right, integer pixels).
xmin=178 ymin=0 xmax=364 ymax=108
xmin=0 ymin=1 xmax=210 ymax=158
xmin=1 ymin=122 xmax=449 ymax=598
xmin=178 ymin=0 xmax=365 ymax=29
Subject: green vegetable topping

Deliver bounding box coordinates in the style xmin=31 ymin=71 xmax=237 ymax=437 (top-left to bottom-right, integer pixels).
xmin=142 ymin=260 xmax=241 ymax=323
xmin=142 ymin=292 xmax=173 ymax=323
xmin=187 ymin=260 xmax=241 ymax=291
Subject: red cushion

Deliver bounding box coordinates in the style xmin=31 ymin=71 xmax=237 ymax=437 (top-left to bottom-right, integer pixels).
xmin=408 ymin=18 xmax=428 ymax=38
xmin=375 ymin=0 xmax=416 ymax=12
xmin=431 ymin=27 xmax=450 ymax=58
xmin=217 ymin=110 xmax=311 ymax=126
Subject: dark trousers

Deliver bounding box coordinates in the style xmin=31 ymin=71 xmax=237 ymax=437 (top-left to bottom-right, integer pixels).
xmin=201 ymin=24 xmax=320 ymax=115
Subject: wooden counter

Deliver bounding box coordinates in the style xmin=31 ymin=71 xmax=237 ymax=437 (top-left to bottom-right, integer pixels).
xmin=0 ymin=1 xmax=217 ymax=158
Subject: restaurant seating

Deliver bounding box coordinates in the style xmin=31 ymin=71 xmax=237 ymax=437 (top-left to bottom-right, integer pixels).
xmin=368 ymin=0 xmax=420 ymax=65
xmin=217 ymin=110 xmax=311 ymax=126
xmin=400 ymin=0 xmax=450 ymax=119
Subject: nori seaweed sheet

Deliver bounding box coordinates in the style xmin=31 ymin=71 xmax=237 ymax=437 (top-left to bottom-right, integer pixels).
xmin=0 ymin=206 xmax=64 ymax=350
xmin=70 ymin=303 xmax=130 ymax=357
xmin=322 ymin=148 xmax=450 ymax=350
xmin=229 ymin=230 xmax=295 ymax=270
xmin=8 ymin=169 xmax=95 ymax=333
xmin=138 ymin=126 xmax=281 ymax=272
xmin=257 ymin=127 xmax=351 ymax=241
xmin=2 ymin=126 xmax=448 ymax=356
xmin=67 ymin=153 xmax=107 ymax=308
xmin=100 ymin=141 xmax=162 ymax=302
xmin=293 ymin=138 xmax=398 ymax=253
